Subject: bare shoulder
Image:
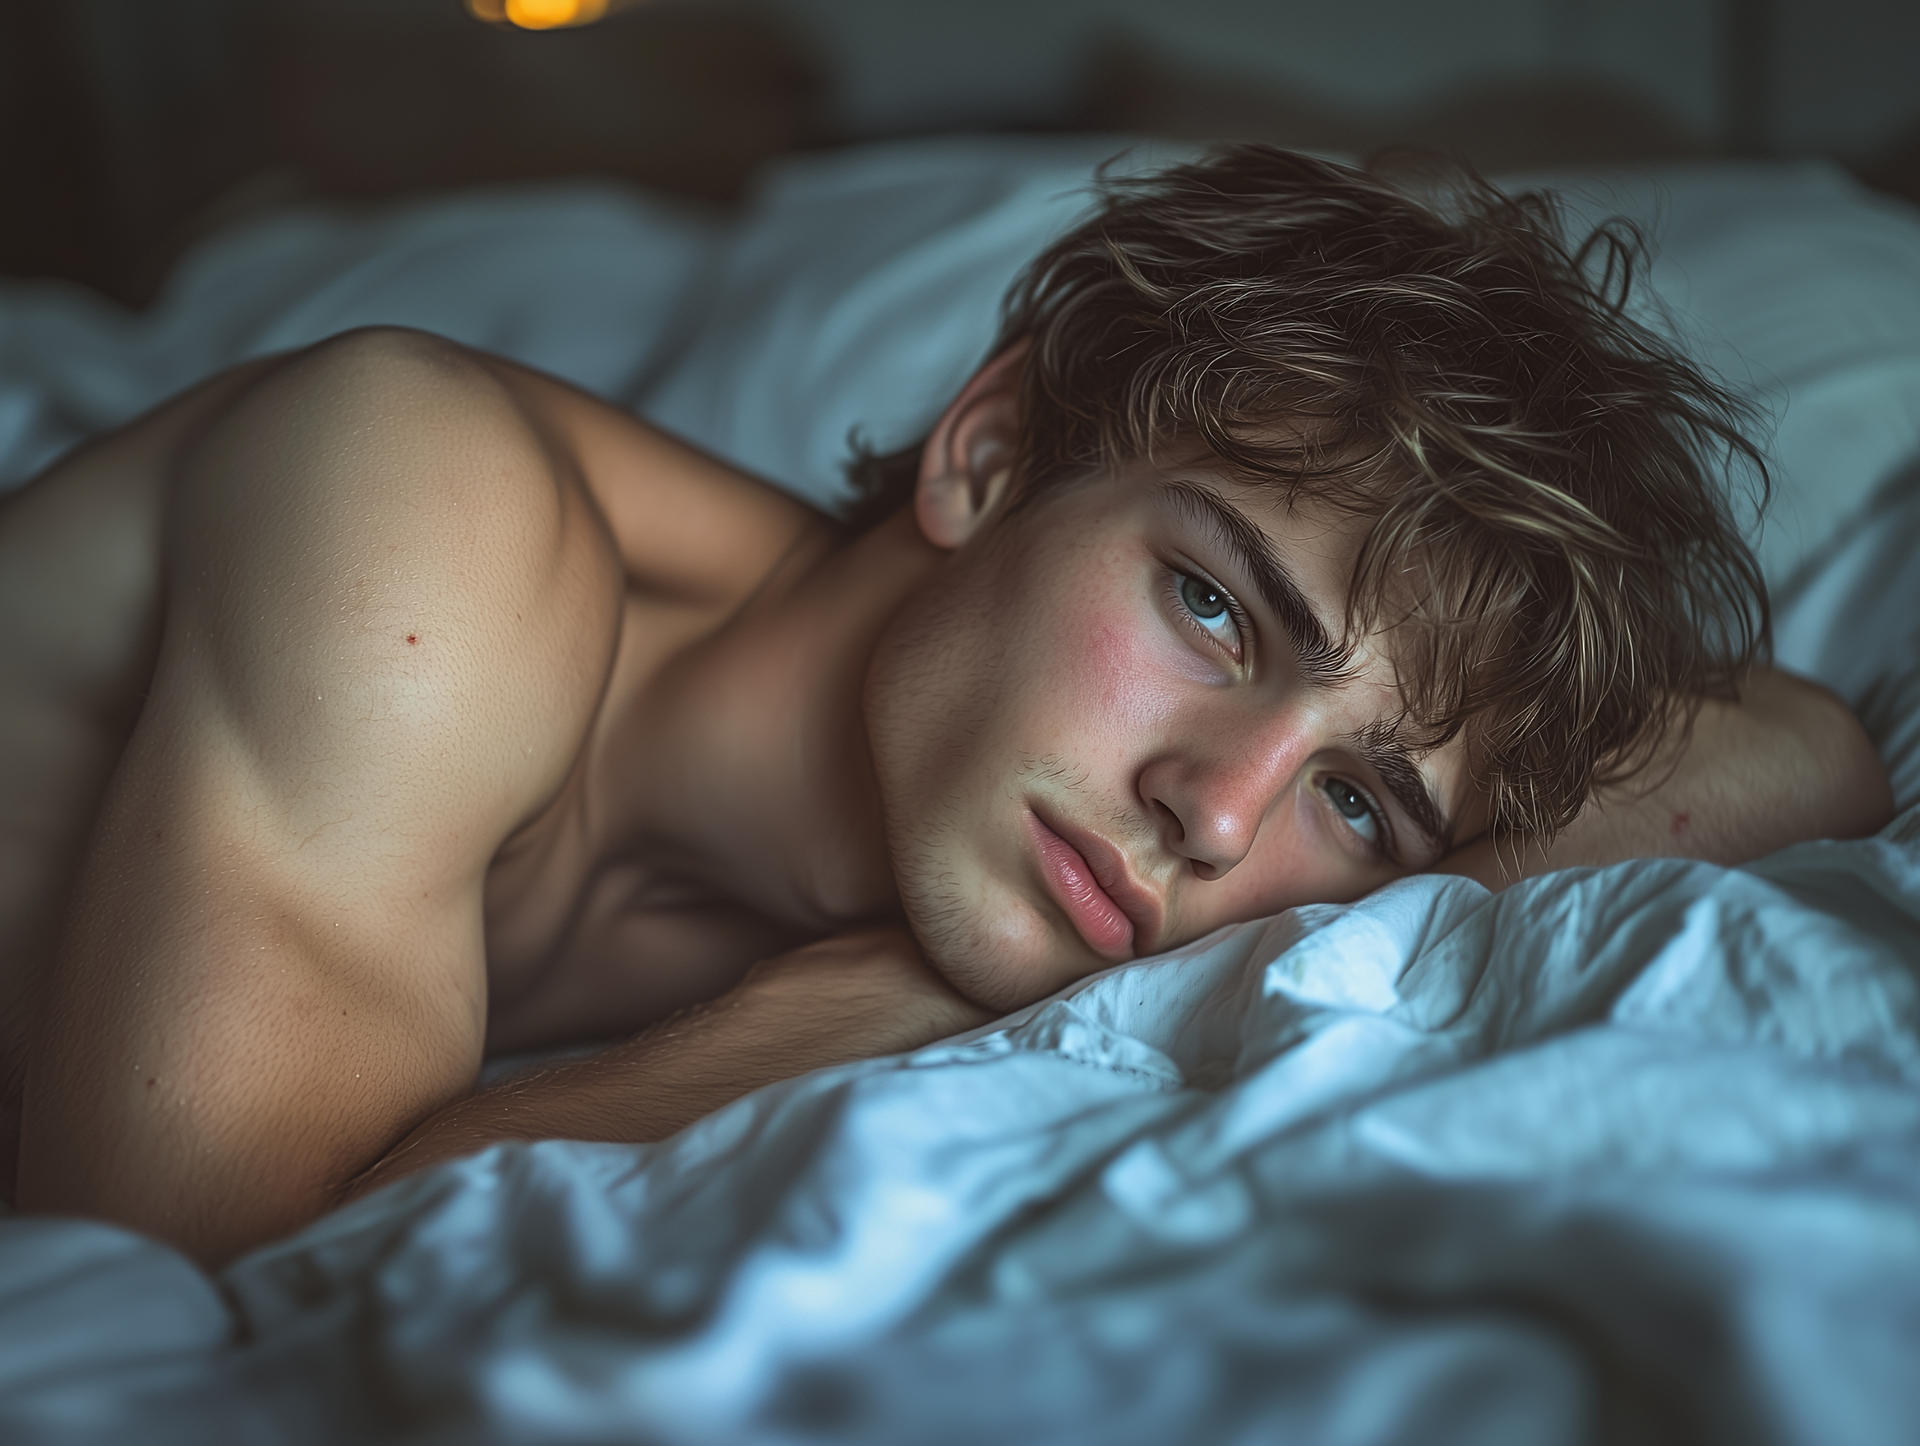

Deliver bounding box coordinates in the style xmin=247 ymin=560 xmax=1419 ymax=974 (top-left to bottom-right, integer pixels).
xmin=14 ymin=327 xmax=631 ymax=1257
xmin=170 ymin=325 xmax=628 ymax=847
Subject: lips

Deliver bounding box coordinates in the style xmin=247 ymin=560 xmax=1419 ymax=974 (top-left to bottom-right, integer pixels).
xmin=1027 ymin=808 xmax=1162 ymax=961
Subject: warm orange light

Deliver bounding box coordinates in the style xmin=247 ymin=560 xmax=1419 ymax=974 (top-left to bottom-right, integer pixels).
xmin=464 ymin=0 xmax=509 ymax=19
xmin=501 ymin=0 xmax=609 ymax=28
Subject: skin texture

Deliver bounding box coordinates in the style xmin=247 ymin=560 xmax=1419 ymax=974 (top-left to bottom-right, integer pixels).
xmin=0 ymin=327 xmax=1894 ymax=1266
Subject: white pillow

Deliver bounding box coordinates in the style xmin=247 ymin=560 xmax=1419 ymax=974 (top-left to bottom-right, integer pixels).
xmin=0 ymin=183 xmax=722 ymax=489
xmin=636 ymin=135 xmax=1200 ymax=506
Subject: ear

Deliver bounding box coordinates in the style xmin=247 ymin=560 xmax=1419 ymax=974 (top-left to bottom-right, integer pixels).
xmin=913 ymin=339 xmax=1029 ymax=550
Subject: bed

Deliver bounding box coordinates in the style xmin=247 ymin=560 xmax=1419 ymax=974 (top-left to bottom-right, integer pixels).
xmin=3 ymin=134 xmax=1919 ymax=1445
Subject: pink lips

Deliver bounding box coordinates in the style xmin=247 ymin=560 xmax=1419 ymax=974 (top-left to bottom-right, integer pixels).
xmin=1028 ymin=810 xmax=1136 ymax=961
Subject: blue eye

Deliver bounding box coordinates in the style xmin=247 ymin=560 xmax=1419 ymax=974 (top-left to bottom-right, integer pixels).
xmin=1173 ymin=571 xmax=1243 ymax=653
xmin=1321 ymin=776 xmax=1385 ymax=849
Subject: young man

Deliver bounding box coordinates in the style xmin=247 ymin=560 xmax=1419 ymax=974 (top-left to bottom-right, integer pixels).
xmin=2 ymin=147 xmax=1891 ymax=1268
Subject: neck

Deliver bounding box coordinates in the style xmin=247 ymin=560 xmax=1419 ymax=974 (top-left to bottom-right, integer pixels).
xmin=588 ymin=506 xmax=937 ymax=933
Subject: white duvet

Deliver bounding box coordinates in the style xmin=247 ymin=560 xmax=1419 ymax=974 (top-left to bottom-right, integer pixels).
xmin=3 ymin=137 xmax=1920 ymax=1445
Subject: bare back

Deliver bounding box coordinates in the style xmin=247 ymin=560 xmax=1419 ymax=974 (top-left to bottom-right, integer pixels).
xmin=0 ymin=327 xmax=824 ymax=1244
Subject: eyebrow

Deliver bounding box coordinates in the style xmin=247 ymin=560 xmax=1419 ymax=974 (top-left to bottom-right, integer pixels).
xmin=1157 ymin=479 xmax=1346 ymax=684
xmin=1351 ymin=723 xmax=1455 ymax=857
xmin=1156 ymin=479 xmax=1454 ymax=855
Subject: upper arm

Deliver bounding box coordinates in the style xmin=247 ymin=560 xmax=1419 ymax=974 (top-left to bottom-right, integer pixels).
xmin=17 ymin=328 xmax=620 ymax=1262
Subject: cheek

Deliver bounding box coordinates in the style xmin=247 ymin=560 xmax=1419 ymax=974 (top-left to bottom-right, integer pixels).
xmin=1086 ymin=621 xmax=1143 ymax=720
xmin=1027 ymin=583 xmax=1186 ymax=750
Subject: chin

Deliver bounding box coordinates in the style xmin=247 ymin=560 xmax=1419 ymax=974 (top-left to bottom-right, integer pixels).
xmin=896 ymin=853 xmax=1091 ymax=1014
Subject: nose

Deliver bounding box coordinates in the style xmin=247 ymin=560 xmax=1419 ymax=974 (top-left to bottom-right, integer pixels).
xmin=1139 ymin=706 xmax=1317 ymax=880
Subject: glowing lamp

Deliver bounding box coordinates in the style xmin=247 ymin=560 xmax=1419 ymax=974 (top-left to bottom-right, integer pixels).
xmin=465 ymin=0 xmax=615 ymax=29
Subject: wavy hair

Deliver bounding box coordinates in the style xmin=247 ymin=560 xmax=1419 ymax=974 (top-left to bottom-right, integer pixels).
xmin=844 ymin=145 xmax=1770 ymax=840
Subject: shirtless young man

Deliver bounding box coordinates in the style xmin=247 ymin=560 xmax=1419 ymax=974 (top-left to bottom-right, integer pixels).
xmin=1 ymin=147 xmax=1892 ymax=1268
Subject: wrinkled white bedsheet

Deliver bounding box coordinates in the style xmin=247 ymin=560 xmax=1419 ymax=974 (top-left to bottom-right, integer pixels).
xmin=3 ymin=139 xmax=1920 ymax=1445
xmin=6 ymin=822 xmax=1920 ymax=1445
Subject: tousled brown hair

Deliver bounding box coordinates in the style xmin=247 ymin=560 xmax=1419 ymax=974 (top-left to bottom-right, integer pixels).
xmin=844 ymin=145 xmax=1770 ymax=841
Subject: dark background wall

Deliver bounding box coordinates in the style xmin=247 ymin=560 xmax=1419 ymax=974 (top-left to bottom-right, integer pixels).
xmin=4 ymin=0 xmax=1917 ymax=307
